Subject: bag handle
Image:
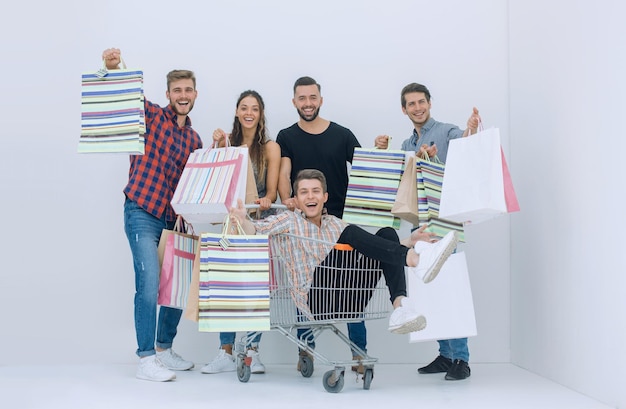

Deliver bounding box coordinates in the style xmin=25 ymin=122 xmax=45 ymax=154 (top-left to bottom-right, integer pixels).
xmin=222 ymin=214 xmax=246 ymax=236
xmin=416 ymin=149 xmax=443 ymax=164
xmin=212 ymin=134 xmax=232 ymax=149
xmin=173 ymin=215 xmax=195 ymax=235
xmin=95 ymin=57 xmax=128 ymax=78
xmin=467 ymin=119 xmax=484 ymax=136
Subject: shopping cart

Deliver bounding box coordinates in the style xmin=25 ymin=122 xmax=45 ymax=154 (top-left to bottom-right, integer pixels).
xmin=233 ymin=215 xmax=391 ymax=392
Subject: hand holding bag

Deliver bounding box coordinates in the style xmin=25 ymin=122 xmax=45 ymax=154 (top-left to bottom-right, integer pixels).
xmin=391 ymin=155 xmax=420 ymax=225
xmin=157 ymin=216 xmax=198 ymax=309
xmin=439 ymin=125 xmax=520 ymax=224
xmin=78 ymin=58 xmax=146 ymax=154
xmin=171 ymin=145 xmax=249 ymax=226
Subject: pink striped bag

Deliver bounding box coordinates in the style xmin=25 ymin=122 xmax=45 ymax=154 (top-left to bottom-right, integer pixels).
xmin=158 ymin=217 xmax=198 ymax=309
xmin=171 ymin=146 xmax=249 ymax=227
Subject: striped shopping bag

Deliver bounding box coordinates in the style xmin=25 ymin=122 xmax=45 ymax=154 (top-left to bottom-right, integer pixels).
xmin=78 ymin=62 xmax=145 ymax=154
xmin=418 ymin=156 xmax=465 ymax=242
xmin=171 ymin=146 xmax=248 ymax=226
xmin=198 ymin=222 xmax=270 ymax=332
xmin=343 ymin=148 xmax=406 ymax=229
xmin=157 ymin=217 xmax=198 ymax=309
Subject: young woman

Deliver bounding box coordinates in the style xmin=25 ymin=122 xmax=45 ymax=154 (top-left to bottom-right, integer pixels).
xmin=201 ymin=90 xmax=280 ymax=376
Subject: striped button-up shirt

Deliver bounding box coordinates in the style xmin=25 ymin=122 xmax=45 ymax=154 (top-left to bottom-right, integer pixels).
xmin=253 ymin=209 xmax=347 ymax=319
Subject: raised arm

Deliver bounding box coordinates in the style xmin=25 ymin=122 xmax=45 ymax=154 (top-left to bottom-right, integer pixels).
xmin=102 ymin=48 xmax=122 ymax=70
xmin=462 ymin=107 xmax=481 ymax=137
xmin=278 ymin=156 xmax=296 ymax=210
xmin=212 ymin=128 xmax=228 ymax=148
xmin=257 ymin=140 xmax=281 ymax=209
xmin=229 ymin=199 xmax=256 ymax=235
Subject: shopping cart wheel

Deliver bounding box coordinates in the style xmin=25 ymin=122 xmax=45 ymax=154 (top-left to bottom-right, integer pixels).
xmin=363 ymin=368 xmax=374 ymax=390
xmin=322 ymin=370 xmax=345 ymax=393
xmin=236 ymin=356 xmax=251 ymax=383
xmin=299 ymin=355 xmax=314 ymax=378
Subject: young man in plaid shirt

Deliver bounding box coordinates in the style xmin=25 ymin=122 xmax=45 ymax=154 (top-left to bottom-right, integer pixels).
xmin=102 ymin=48 xmax=203 ymax=382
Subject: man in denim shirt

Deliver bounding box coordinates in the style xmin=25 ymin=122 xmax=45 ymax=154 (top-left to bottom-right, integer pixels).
xmin=375 ymin=82 xmax=480 ymax=381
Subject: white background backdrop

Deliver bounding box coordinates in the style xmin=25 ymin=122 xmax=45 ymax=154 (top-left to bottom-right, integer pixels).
xmin=0 ymin=1 xmax=623 ymax=407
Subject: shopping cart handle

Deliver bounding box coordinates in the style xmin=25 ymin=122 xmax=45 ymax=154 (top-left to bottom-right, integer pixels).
xmin=244 ymin=204 xmax=288 ymax=210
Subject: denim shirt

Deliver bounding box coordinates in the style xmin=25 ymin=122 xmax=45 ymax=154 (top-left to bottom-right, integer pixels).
xmin=400 ymin=117 xmax=463 ymax=163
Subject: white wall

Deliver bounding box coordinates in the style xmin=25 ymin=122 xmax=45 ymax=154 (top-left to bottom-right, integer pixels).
xmin=0 ymin=0 xmax=510 ymax=371
xmin=509 ymin=1 xmax=626 ymax=407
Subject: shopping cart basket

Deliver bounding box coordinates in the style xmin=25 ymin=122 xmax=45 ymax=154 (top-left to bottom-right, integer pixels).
xmin=234 ymin=229 xmax=390 ymax=392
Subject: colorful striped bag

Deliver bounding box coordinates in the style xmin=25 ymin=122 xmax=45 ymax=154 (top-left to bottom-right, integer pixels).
xmin=157 ymin=216 xmax=198 ymax=309
xmin=418 ymin=156 xmax=465 ymax=242
xmin=171 ymin=146 xmax=249 ymax=227
xmin=343 ymin=148 xmax=406 ymax=229
xmin=198 ymin=219 xmax=270 ymax=332
xmin=78 ymin=59 xmax=145 ymax=154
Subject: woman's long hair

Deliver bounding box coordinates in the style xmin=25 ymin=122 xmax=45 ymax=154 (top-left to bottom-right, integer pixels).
xmin=229 ymin=90 xmax=269 ymax=179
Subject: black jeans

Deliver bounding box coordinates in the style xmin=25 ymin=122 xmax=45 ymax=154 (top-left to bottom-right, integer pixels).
xmin=336 ymin=225 xmax=408 ymax=302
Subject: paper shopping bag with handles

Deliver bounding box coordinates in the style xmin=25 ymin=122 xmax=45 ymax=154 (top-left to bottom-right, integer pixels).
xmin=183 ymin=240 xmax=202 ymax=322
xmin=78 ymin=59 xmax=146 ymax=154
xmin=439 ymin=127 xmax=520 ymax=224
xmin=171 ymin=146 xmax=249 ymax=226
xmin=157 ymin=216 xmax=198 ymax=309
xmin=408 ymin=252 xmax=477 ymax=342
xmin=198 ymin=219 xmax=270 ymax=332
xmin=416 ymin=155 xmax=465 ymax=242
xmin=343 ymin=148 xmax=406 ymax=229
xmin=391 ymin=155 xmax=420 ymax=225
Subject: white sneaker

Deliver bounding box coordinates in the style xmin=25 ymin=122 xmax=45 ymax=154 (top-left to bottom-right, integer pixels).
xmin=156 ymin=348 xmax=194 ymax=371
xmin=201 ymin=349 xmax=236 ymax=374
xmin=247 ymin=349 xmax=266 ymax=374
xmin=388 ymin=298 xmax=427 ymax=334
xmin=136 ymin=355 xmax=176 ymax=382
xmin=411 ymin=231 xmax=458 ymax=283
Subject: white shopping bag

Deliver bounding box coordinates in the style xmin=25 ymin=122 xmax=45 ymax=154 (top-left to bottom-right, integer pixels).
xmin=439 ymin=127 xmax=519 ymax=224
xmin=407 ymin=252 xmax=477 ymax=343
xmin=172 ymin=146 xmax=249 ymax=227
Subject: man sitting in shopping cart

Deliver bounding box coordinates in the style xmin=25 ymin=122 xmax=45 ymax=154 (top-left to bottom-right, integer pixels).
xmin=228 ymin=168 xmax=458 ymax=334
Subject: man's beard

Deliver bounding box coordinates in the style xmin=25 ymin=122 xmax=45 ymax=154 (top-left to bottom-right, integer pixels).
xmin=297 ymin=106 xmax=320 ymax=122
xmin=170 ymin=100 xmax=195 ymax=116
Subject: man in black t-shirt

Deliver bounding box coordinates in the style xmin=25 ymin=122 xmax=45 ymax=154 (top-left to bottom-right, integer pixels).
xmin=276 ymin=76 xmax=367 ymax=373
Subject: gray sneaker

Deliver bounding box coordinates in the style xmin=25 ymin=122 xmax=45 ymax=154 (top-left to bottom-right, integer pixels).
xmin=136 ymin=355 xmax=176 ymax=382
xmin=156 ymin=348 xmax=194 ymax=371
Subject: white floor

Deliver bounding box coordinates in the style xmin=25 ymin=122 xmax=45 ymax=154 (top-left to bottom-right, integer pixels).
xmin=0 ymin=363 xmax=610 ymax=409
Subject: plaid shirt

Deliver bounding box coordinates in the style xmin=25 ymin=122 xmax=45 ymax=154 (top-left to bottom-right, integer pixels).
xmin=253 ymin=209 xmax=347 ymax=319
xmin=123 ymin=99 xmax=203 ymax=222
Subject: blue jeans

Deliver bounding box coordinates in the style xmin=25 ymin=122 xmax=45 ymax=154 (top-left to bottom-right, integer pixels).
xmin=124 ymin=198 xmax=182 ymax=357
xmin=438 ymin=338 xmax=469 ymax=362
xmin=297 ymin=322 xmax=366 ymax=355
xmin=220 ymin=332 xmax=262 ymax=349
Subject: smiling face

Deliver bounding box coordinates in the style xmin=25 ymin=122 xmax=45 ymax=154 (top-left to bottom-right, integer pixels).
xmin=294 ymin=177 xmax=328 ymax=224
xmin=235 ymin=95 xmax=261 ymax=131
xmin=166 ymin=78 xmax=197 ymax=117
xmin=402 ymin=91 xmax=431 ymax=127
xmin=293 ymin=84 xmax=323 ymax=122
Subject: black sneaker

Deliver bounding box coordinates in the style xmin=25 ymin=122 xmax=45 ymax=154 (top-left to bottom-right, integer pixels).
xmin=445 ymin=359 xmax=471 ymax=380
xmin=417 ymin=355 xmax=453 ymax=374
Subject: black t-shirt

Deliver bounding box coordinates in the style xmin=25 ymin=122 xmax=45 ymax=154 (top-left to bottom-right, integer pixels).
xmin=276 ymin=122 xmax=361 ymax=218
